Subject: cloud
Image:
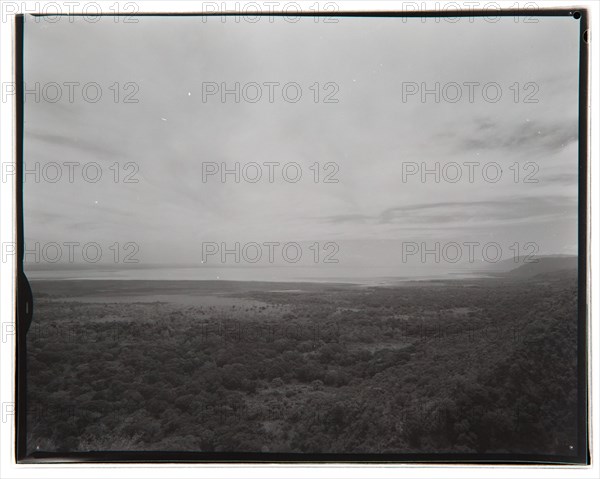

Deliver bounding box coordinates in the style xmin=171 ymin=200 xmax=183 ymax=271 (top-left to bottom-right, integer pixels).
xmin=459 ymin=119 xmax=578 ymax=153
xmin=318 ymin=214 xmax=372 ymax=224
xmin=27 ymin=131 xmax=123 ymax=158
xmin=542 ymin=172 xmax=579 ymax=185
xmin=319 ymin=196 xmax=577 ymax=228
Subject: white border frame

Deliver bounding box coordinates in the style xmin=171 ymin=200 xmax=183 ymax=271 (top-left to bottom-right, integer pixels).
xmin=1 ymin=1 xmax=597 ymax=478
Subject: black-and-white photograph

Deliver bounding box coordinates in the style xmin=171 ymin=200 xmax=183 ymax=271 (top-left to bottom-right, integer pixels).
xmin=17 ymin=8 xmax=587 ymax=462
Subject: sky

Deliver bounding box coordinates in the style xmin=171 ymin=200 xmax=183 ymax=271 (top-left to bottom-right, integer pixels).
xmin=22 ymin=14 xmax=581 ymax=280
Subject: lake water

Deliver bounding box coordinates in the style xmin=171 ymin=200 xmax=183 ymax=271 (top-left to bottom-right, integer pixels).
xmin=24 ymin=265 xmax=491 ymax=284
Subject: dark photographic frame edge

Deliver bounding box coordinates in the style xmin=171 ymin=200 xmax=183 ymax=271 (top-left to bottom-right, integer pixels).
xmin=13 ymin=7 xmax=591 ymax=465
